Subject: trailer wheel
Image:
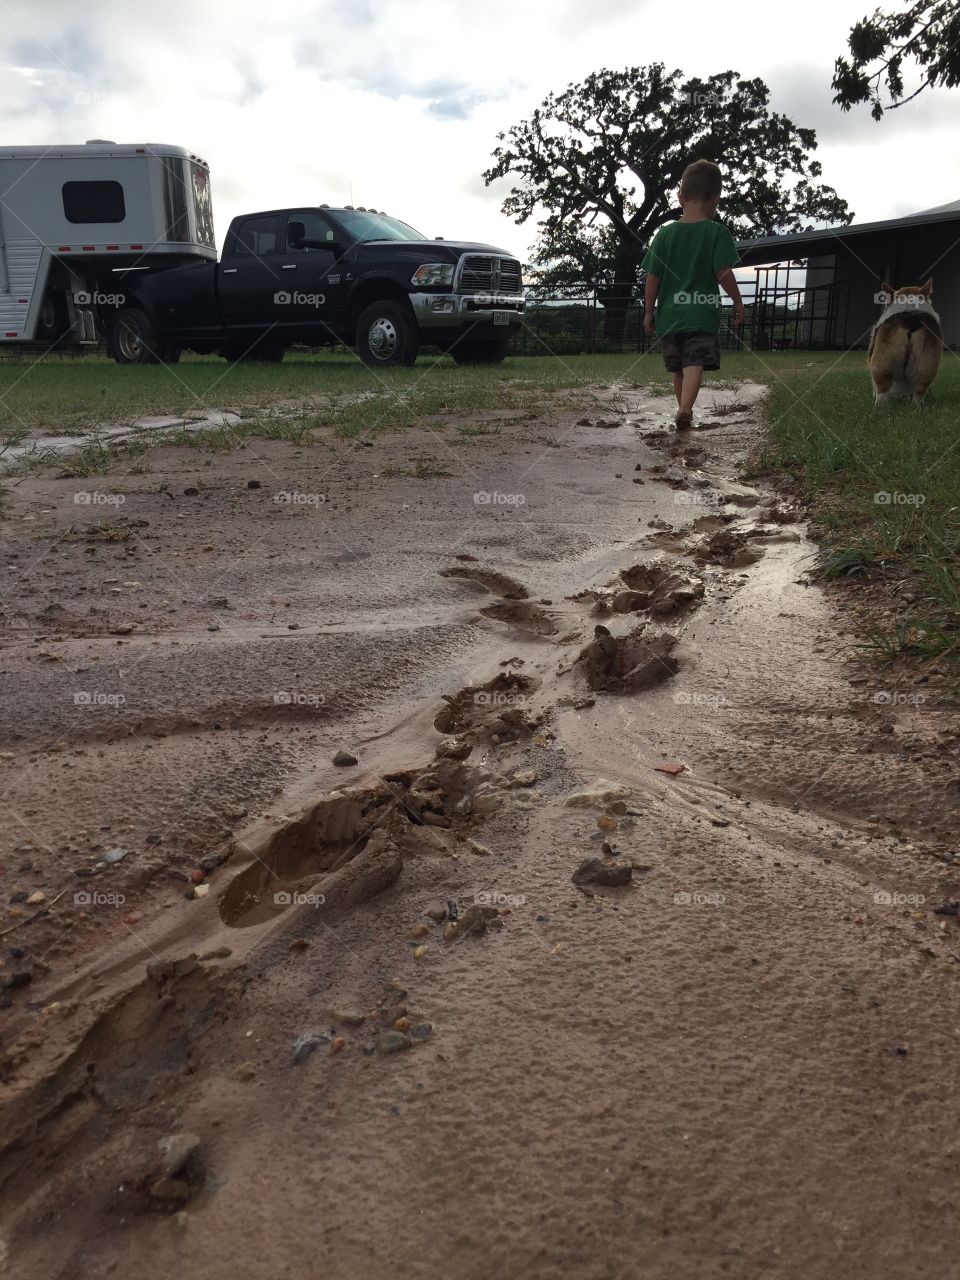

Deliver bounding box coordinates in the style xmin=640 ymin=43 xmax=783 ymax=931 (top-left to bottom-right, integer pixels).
xmin=356 ymin=300 xmax=419 ymax=368
xmin=36 ymin=290 xmax=72 ymax=350
xmin=109 ymin=309 xmax=163 ymax=364
xmin=451 ymin=337 xmax=510 ymax=366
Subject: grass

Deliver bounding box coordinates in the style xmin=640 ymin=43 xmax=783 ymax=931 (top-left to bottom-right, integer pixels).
xmin=758 ymin=350 xmax=960 ymax=664
xmin=0 ymin=347 xmax=816 ymax=439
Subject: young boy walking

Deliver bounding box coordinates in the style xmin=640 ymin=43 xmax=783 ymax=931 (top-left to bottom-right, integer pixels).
xmin=642 ymin=160 xmax=744 ymax=429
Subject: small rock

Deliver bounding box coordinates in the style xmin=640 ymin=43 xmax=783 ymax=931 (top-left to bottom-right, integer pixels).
xmin=25 ymin=891 xmax=46 ymax=906
xmin=183 ymin=487 xmax=199 ymax=497
xmin=247 ymin=480 xmax=262 ymax=490
xmin=413 ymin=944 xmax=429 ymax=959
xmin=442 ymin=922 xmax=460 ymax=942
xmin=235 ymin=1062 xmax=257 ymax=1080
xmin=410 ymin=1021 xmax=433 ymax=1042
xmin=330 ymin=1009 xmax=366 ymax=1026
xmin=425 ymin=905 xmax=446 ymax=923
xmin=458 ymin=903 xmax=502 ymax=936
xmin=333 ymin=749 xmax=358 ymax=767
xmin=199 ymin=851 xmax=230 ymax=874
xmin=377 ymin=1031 xmax=413 ymax=1055
xmin=330 ymin=1036 xmax=346 ymax=1055
xmin=393 ymin=1016 xmax=412 ymax=1032
xmin=157 ymin=1133 xmax=201 ymax=1178
xmin=292 ymin=1031 xmax=331 ymax=1064
xmin=150 ymin=1178 xmax=191 ymax=1203
xmin=191 ymin=884 xmax=210 ymax=900
xmin=512 ymin=769 xmax=537 ymax=787
xmin=409 ymin=924 xmax=430 ymax=939
xmin=572 ymin=858 xmax=633 ymax=887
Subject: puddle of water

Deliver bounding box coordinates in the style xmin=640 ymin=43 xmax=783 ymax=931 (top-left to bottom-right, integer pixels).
xmin=2 ymin=410 xmax=243 ymax=471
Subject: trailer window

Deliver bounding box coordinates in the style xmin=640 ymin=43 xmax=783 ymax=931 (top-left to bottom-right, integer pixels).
xmin=162 ymin=157 xmax=190 ymax=243
xmin=192 ymin=164 xmax=215 ymax=249
xmin=62 ymin=181 xmax=126 ymax=224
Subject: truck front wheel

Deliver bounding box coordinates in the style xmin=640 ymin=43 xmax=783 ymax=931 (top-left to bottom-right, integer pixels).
xmin=451 ymin=337 xmax=510 ymax=366
xmin=356 ymin=300 xmax=419 ymax=368
xmin=109 ymin=309 xmax=165 ymax=364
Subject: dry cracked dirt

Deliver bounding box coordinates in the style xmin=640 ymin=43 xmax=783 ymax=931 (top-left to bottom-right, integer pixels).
xmin=1 ymin=381 xmax=959 ymax=1280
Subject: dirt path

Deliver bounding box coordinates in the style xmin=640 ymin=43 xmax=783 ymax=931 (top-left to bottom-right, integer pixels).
xmin=1 ymin=382 xmax=959 ymax=1279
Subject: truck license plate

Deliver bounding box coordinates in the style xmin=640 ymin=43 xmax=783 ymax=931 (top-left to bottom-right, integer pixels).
xmin=493 ymin=311 xmax=509 ymax=326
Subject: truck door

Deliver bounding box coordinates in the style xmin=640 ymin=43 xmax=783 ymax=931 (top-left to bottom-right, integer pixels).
xmin=281 ymin=211 xmax=346 ymax=342
xmin=217 ymin=213 xmax=286 ymax=338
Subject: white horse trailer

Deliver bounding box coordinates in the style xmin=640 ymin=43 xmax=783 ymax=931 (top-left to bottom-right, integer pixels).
xmin=0 ymin=141 xmax=216 ymax=350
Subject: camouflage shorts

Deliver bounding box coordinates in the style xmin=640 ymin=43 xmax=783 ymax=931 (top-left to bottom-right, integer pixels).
xmin=660 ymin=331 xmax=721 ymax=372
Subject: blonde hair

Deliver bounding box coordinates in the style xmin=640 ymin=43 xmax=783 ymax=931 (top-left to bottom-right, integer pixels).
xmin=680 ymin=160 xmax=722 ymax=202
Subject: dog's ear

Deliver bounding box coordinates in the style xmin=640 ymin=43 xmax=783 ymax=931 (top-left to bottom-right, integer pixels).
xmin=879 ymin=281 xmax=893 ymax=303
xmin=919 ymin=277 xmax=933 ymax=296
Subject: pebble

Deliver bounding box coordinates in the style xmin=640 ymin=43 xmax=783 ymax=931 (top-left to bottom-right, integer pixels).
xmin=157 ymin=1133 xmax=201 ymax=1178
xmin=333 ymin=749 xmax=358 ymax=767
xmin=572 ymin=858 xmax=633 ymax=887
xmin=150 ymin=1178 xmax=191 ymax=1203
xmin=235 ymin=1062 xmax=257 ymax=1079
xmin=292 ymin=1031 xmax=331 ymax=1064
xmin=512 ymin=770 xmax=537 ymax=787
xmin=410 ymin=1021 xmax=433 ymax=1042
xmin=376 ymin=1031 xmax=413 ymax=1055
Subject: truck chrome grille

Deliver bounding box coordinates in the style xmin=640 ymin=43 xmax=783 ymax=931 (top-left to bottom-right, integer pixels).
xmin=457 ymin=255 xmax=522 ymax=295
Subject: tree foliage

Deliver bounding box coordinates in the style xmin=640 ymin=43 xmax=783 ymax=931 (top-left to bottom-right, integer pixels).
xmin=833 ymin=0 xmax=960 ymax=118
xmin=484 ymin=65 xmax=852 ymax=301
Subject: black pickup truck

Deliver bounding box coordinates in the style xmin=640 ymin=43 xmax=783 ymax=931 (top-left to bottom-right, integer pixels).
xmin=106 ymin=205 xmax=525 ymax=367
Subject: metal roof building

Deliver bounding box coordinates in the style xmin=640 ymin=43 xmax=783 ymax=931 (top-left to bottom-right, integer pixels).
xmin=735 ymin=201 xmax=960 ymax=349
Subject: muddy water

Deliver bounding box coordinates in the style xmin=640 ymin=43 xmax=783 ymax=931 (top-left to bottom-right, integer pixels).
xmin=2 ymin=383 xmax=959 ymax=1280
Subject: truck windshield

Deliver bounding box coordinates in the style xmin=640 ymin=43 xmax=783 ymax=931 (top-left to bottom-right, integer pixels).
xmin=336 ymin=211 xmax=426 ymax=243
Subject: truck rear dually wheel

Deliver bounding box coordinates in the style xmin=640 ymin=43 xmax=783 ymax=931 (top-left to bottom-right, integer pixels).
xmin=356 ymin=300 xmax=419 ymax=368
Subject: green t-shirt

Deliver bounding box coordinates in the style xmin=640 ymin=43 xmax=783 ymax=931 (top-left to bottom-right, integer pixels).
xmin=641 ymin=220 xmax=739 ymax=335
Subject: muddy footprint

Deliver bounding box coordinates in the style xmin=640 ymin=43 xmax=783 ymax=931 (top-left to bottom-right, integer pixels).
xmin=435 ymin=671 xmax=542 ymax=741
xmin=480 ymin=599 xmax=557 ymax=636
xmin=440 ymin=566 xmax=528 ymax=599
xmin=577 ymin=626 xmax=679 ymax=693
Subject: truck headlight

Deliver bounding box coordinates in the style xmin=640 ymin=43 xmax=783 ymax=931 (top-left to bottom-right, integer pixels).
xmin=412 ymin=263 xmax=454 ymax=287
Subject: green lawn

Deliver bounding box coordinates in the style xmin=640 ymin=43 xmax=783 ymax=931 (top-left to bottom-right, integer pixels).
xmin=0 ymin=347 xmax=829 ymax=439
xmin=758 ymin=351 xmax=960 ymax=663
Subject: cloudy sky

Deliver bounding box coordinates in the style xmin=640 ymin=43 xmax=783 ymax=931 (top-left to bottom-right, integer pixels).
xmin=2 ymin=0 xmax=958 ymax=258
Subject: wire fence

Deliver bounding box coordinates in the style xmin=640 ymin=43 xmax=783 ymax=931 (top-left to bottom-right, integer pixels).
xmin=0 ymin=280 xmax=853 ymax=362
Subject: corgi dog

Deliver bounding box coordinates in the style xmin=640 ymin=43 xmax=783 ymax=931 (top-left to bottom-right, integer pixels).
xmin=868 ymin=279 xmax=942 ymax=406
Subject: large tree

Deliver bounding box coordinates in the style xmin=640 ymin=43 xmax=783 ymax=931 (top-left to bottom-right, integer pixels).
xmin=484 ymin=65 xmax=851 ymax=345
xmin=832 ymin=0 xmax=960 ymax=118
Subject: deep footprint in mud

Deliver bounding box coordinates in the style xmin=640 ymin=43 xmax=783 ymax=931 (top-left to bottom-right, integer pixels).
xmin=434 ymin=672 xmax=542 ymax=741
xmin=480 ymin=599 xmax=557 ymax=635
xmin=577 ymin=626 xmax=679 ymax=693
xmin=219 ymin=785 xmax=404 ymax=928
xmin=615 ymin=563 xmax=704 ymax=616
xmin=691 ymin=528 xmax=763 ymax=568
xmin=440 ymin=566 xmax=529 ymax=599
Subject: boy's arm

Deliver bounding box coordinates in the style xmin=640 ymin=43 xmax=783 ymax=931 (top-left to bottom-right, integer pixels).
xmin=643 ymin=272 xmax=660 ymax=334
xmin=716 ymin=267 xmax=745 ymax=327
